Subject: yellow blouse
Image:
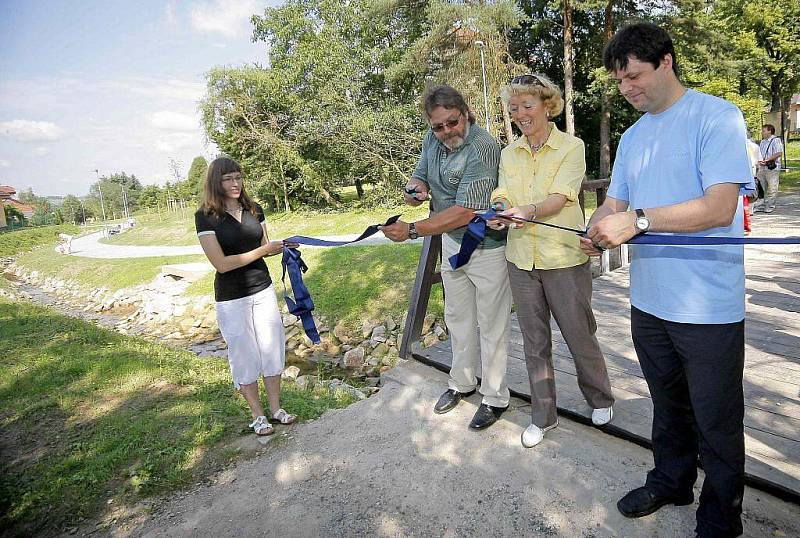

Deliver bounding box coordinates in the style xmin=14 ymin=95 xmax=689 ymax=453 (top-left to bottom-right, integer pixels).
xmin=492 ymin=123 xmax=588 ymax=271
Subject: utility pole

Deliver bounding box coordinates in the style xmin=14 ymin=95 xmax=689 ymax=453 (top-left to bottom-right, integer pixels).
xmin=94 ymin=169 xmax=107 ymax=221
xmin=474 ymin=40 xmax=491 ymax=133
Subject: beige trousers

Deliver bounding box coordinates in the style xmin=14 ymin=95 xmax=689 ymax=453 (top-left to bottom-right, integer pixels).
xmin=507 ymin=261 xmax=614 ymax=428
xmin=756 ymin=168 xmax=780 ymax=210
xmin=440 ymin=234 xmax=512 ymax=408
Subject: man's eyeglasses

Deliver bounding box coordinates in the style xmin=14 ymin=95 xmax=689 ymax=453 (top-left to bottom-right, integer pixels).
xmin=430 ymin=113 xmax=462 ymax=133
xmin=511 ymin=74 xmax=545 ymax=87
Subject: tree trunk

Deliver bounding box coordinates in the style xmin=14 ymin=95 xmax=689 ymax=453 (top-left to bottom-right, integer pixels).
xmin=279 ymin=161 xmax=291 ymax=212
xmin=355 ymin=177 xmax=364 ymax=198
xmin=599 ymin=0 xmax=615 ymax=179
xmin=563 ymin=0 xmax=575 ymax=136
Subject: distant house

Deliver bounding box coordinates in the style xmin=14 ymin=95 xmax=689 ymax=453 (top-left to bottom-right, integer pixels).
xmin=790 ymin=94 xmax=800 ymax=134
xmin=1 ymin=185 xmax=35 ymax=227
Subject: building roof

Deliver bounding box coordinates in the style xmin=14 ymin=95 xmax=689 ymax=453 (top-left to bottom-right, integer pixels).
xmin=0 ymin=185 xmax=16 ymax=198
xmin=3 ymin=198 xmax=35 ymax=216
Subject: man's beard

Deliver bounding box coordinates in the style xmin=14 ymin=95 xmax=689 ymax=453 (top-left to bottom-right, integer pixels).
xmin=443 ymin=136 xmax=465 ymax=151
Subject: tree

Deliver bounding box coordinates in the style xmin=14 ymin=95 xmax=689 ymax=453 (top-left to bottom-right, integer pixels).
xmin=185 ymin=156 xmax=208 ymax=202
xmin=138 ymin=185 xmax=162 ymax=210
xmin=713 ymin=0 xmax=800 ymax=136
xmin=4 ymin=204 xmax=26 ymax=227
xmin=60 ymin=195 xmax=87 ymax=225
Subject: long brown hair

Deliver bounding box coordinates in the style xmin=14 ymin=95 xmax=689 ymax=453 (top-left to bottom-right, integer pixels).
xmin=199 ymin=157 xmax=257 ymax=218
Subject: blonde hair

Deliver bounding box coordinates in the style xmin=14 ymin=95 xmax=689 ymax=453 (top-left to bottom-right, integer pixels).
xmin=501 ymin=73 xmax=564 ymax=118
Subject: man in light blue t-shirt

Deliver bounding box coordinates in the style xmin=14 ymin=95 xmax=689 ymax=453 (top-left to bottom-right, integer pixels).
xmin=582 ymin=23 xmax=753 ymax=538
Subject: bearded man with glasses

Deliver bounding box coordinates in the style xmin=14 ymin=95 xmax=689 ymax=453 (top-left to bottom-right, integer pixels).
xmin=381 ymin=84 xmax=512 ymax=431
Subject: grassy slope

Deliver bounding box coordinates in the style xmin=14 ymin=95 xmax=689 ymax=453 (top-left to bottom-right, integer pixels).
xmin=186 ymin=243 xmax=445 ymax=327
xmin=15 ymin=249 xmax=207 ymax=291
xmin=0 ymin=224 xmax=80 ymax=257
xmin=100 ymin=204 xmax=432 ymax=247
xmin=781 ymin=140 xmax=799 ymax=192
xmin=0 ymin=297 xmax=355 ymax=536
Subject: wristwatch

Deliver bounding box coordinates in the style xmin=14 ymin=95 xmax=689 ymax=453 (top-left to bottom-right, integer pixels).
xmin=408 ymin=222 xmax=419 ymax=240
xmin=634 ymin=209 xmax=650 ymax=234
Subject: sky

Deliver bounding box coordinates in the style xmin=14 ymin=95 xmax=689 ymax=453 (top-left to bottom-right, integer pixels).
xmin=0 ymin=0 xmax=282 ymax=197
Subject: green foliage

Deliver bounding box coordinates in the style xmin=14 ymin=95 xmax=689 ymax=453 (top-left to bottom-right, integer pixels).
xmin=3 ymin=204 xmax=27 ymax=228
xmin=185 ymin=156 xmax=208 ymax=202
xmin=0 ymin=298 xmax=356 ymax=536
xmin=87 ymin=172 xmax=142 ymax=220
xmin=0 ymin=224 xmax=80 ymax=257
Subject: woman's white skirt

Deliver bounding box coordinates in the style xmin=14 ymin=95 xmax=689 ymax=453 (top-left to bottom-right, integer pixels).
xmin=215 ymin=285 xmax=286 ymax=389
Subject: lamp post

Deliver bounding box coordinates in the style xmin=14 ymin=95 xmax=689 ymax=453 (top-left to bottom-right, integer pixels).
xmin=474 ymin=40 xmax=491 ymax=133
xmin=94 ymin=169 xmax=106 ymax=221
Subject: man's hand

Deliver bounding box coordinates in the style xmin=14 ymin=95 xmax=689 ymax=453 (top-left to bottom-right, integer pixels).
xmin=578 ymin=236 xmax=603 ymax=257
xmin=403 ymin=178 xmax=429 ymax=206
xmin=585 ymin=211 xmax=637 ymax=250
xmin=380 ymin=220 xmax=411 ymax=242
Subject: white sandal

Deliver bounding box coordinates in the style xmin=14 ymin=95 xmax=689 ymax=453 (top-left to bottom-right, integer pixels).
xmin=249 ymin=416 xmax=274 ymax=436
xmin=272 ymin=408 xmax=296 ymax=425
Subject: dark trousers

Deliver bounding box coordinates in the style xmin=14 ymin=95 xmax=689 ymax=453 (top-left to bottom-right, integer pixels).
xmin=631 ymin=306 xmax=745 ymax=537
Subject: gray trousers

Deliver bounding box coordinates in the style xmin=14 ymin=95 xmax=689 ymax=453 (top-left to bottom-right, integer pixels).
xmin=507 ymin=261 xmax=614 ymax=428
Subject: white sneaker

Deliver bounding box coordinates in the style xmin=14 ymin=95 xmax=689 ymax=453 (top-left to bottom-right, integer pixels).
xmin=592 ymin=406 xmax=614 ymax=426
xmin=521 ymin=421 xmax=558 ymax=448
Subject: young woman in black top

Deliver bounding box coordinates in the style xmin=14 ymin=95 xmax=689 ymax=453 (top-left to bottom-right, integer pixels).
xmin=195 ymin=157 xmax=298 ymax=436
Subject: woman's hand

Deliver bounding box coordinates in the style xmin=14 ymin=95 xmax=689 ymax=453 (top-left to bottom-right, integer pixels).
xmin=261 ymin=240 xmax=288 ymax=257
xmin=489 ymin=205 xmax=535 ymax=229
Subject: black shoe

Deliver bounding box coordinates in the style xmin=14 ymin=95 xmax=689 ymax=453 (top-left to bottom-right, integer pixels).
xmin=468 ymin=403 xmax=508 ymax=430
xmin=433 ymin=389 xmax=475 ymax=414
xmin=617 ymin=486 xmax=694 ymax=518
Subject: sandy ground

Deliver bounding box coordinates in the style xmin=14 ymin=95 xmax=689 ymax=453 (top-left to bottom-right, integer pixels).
xmin=108 ymin=360 xmax=797 ymax=538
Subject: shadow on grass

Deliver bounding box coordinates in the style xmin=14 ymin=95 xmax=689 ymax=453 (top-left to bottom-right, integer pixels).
xmin=0 ymin=300 xmax=351 ymax=537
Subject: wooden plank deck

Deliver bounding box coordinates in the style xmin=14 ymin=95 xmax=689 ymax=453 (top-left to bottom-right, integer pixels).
xmin=415 ymin=194 xmax=800 ymax=501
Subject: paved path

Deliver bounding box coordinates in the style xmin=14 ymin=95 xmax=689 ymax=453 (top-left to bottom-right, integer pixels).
xmin=68 ymin=231 xmax=410 ymax=259
xmin=418 ymin=193 xmax=800 ymax=500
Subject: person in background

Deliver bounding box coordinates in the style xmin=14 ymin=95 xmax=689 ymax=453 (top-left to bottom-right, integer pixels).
xmin=753 ymin=124 xmax=783 ymax=213
xmin=195 ymin=157 xmax=297 ymax=436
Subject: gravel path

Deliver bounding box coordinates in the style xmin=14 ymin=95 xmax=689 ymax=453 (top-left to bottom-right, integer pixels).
xmin=115 ymin=361 xmax=798 ymax=538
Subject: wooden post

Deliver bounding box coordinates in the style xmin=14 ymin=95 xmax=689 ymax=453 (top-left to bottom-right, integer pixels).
xmin=399 ymin=234 xmax=443 ymax=359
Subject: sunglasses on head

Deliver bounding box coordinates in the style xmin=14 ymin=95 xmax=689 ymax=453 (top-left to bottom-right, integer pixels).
xmin=511 ymin=74 xmax=545 ymax=87
xmin=430 ymin=112 xmax=462 ymax=132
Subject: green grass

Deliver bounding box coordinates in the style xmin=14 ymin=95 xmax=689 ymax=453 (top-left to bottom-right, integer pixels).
xmin=0 ymin=297 xmax=357 ymax=537
xmin=0 ymin=224 xmax=80 ymax=257
xmin=186 ymin=243 xmax=445 ymax=327
xmin=101 ymin=204 xmax=431 ymax=247
xmin=781 ymin=140 xmax=800 ymax=192
xmin=15 ymin=249 xmax=207 ymax=291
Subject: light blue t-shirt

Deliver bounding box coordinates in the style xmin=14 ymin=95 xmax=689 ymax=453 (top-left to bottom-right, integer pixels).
xmin=608 ymin=89 xmax=754 ymax=324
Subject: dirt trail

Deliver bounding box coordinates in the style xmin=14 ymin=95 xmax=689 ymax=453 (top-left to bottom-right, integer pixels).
xmin=109 ymin=361 xmax=797 ymax=538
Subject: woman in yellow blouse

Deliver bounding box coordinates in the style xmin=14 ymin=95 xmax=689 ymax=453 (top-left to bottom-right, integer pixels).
xmin=489 ymin=74 xmax=614 ymax=448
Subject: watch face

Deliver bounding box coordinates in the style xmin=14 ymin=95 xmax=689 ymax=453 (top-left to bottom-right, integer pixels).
xmin=636 ymin=217 xmax=649 ymax=231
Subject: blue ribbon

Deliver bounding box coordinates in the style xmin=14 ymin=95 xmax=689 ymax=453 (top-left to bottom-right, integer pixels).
xmin=448 ymin=208 xmax=497 ymax=269
xmin=280 ymin=215 xmax=402 ymax=343
xmin=281 ymin=247 xmax=320 ymax=344
xmin=473 ymin=210 xmax=800 ymax=246
xmin=286 ymin=215 xmax=400 ymax=247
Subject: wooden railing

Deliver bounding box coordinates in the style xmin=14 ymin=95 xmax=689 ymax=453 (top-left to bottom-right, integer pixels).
xmin=399 ymin=177 xmax=627 ymax=359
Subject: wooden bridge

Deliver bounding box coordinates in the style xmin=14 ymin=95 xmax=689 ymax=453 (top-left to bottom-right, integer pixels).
xmin=400 ymin=191 xmax=800 ymax=502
